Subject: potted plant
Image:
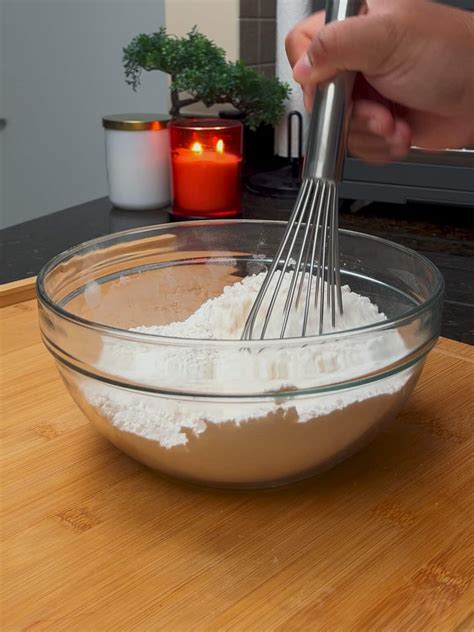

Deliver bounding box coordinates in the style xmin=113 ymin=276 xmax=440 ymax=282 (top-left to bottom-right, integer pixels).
xmin=123 ymin=27 xmax=290 ymax=162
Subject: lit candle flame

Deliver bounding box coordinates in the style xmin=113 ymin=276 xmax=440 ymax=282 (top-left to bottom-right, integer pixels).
xmin=191 ymin=141 xmax=203 ymax=154
xmin=216 ymin=139 xmax=225 ymax=154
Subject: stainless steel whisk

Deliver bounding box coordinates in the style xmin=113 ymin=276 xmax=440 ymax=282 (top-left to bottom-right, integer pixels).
xmin=242 ymin=0 xmax=364 ymax=340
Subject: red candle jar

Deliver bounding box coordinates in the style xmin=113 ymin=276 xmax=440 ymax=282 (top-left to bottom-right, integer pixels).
xmin=169 ymin=118 xmax=243 ymax=219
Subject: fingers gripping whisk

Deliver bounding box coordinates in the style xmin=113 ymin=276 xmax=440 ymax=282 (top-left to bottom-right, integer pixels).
xmin=241 ymin=0 xmax=364 ymax=341
xmin=241 ymin=178 xmax=343 ymax=340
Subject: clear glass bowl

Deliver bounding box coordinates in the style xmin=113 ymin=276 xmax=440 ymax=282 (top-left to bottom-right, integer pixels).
xmin=37 ymin=220 xmax=444 ymax=488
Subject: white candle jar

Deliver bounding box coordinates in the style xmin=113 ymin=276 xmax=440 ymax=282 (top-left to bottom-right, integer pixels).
xmin=103 ymin=114 xmax=171 ymax=210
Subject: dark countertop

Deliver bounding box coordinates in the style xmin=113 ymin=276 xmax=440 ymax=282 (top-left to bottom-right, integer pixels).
xmin=1 ymin=191 xmax=473 ymax=344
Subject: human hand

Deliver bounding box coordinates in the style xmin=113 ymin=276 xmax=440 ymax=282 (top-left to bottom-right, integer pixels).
xmin=286 ymin=0 xmax=474 ymax=164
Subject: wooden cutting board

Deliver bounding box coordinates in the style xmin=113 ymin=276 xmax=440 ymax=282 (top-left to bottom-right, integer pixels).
xmin=1 ymin=279 xmax=473 ymax=632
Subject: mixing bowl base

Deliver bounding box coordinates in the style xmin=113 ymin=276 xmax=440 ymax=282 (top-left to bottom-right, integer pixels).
xmin=63 ymin=363 xmax=422 ymax=490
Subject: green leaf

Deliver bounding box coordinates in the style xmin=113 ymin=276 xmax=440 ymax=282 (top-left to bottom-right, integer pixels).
xmin=123 ymin=27 xmax=291 ymax=126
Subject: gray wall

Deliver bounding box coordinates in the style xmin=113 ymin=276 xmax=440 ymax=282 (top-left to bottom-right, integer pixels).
xmin=1 ymin=0 xmax=168 ymax=229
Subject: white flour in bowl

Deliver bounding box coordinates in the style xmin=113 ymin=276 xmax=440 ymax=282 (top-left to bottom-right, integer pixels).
xmin=82 ymin=272 xmax=414 ymax=459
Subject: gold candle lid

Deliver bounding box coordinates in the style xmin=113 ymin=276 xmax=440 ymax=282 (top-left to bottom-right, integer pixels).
xmin=102 ymin=114 xmax=171 ymax=131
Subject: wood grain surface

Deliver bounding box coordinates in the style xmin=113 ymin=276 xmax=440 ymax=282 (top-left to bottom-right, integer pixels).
xmin=0 ymin=276 xmax=36 ymax=308
xmin=1 ymin=290 xmax=473 ymax=632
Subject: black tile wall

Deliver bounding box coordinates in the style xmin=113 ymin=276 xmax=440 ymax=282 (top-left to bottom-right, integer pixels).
xmin=259 ymin=63 xmax=276 ymax=78
xmin=259 ymin=19 xmax=277 ymax=64
xmin=259 ymin=0 xmax=276 ymax=18
xmin=240 ymin=0 xmax=259 ymax=17
xmin=239 ymin=0 xmax=276 ymax=76
xmin=239 ymin=19 xmax=259 ymax=65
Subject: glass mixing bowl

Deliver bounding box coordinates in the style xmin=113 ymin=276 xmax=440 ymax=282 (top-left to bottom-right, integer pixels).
xmin=37 ymin=220 xmax=444 ymax=488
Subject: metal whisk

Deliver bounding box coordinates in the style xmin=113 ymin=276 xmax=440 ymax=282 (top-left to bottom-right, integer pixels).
xmin=242 ymin=0 xmax=364 ymax=340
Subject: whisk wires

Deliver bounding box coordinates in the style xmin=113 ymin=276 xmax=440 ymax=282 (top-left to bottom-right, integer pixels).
xmin=241 ymin=178 xmax=343 ymax=340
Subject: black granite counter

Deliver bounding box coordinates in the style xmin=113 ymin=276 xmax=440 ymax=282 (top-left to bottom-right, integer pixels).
xmin=1 ymin=192 xmax=473 ymax=344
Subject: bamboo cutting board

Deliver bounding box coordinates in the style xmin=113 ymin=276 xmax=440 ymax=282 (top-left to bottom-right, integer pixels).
xmin=1 ymin=279 xmax=473 ymax=632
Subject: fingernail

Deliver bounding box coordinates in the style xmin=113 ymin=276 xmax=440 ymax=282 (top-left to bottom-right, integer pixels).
xmin=302 ymin=85 xmax=315 ymax=112
xmin=388 ymin=132 xmax=403 ymax=150
xmin=368 ymin=118 xmax=382 ymax=135
xmin=388 ymin=135 xmax=408 ymax=160
xmin=303 ymin=89 xmax=311 ymax=112
xmin=293 ymin=53 xmax=313 ymax=81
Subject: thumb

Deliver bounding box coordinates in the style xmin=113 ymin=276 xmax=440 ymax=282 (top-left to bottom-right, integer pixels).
xmin=293 ymin=14 xmax=399 ymax=85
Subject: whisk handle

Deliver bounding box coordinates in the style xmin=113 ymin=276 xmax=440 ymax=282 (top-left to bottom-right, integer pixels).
xmin=303 ymin=0 xmax=366 ymax=182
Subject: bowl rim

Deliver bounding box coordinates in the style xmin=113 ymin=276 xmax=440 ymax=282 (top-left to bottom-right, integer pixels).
xmin=36 ymin=219 xmax=445 ymax=347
